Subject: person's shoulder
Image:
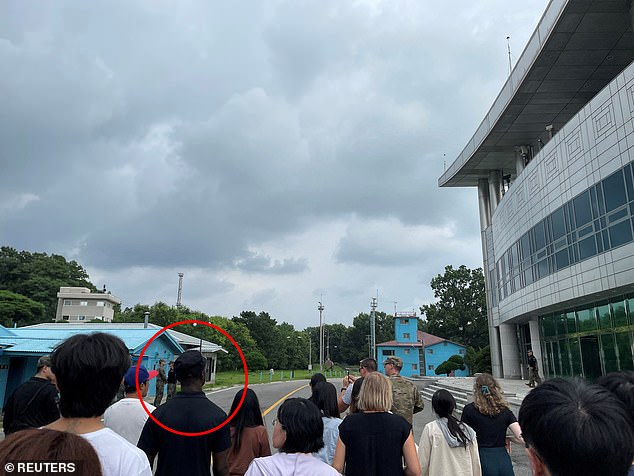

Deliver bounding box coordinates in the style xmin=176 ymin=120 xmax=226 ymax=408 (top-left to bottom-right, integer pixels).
xmin=88 ymin=428 xmax=151 ymax=473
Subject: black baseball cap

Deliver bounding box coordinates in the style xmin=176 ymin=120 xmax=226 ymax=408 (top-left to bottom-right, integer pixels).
xmin=174 ymin=350 xmax=206 ymax=379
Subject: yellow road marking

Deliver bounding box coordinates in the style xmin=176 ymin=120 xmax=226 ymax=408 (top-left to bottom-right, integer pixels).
xmin=262 ymin=384 xmax=308 ymax=417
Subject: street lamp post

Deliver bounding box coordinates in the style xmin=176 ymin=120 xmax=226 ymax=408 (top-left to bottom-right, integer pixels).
xmin=318 ymin=301 xmax=324 ymax=371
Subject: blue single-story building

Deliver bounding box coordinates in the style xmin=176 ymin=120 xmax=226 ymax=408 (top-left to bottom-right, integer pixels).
xmin=0 ymin=322 xmax=227 ymax=410
xmin=377 ymin=312 xmax=469 ymax=377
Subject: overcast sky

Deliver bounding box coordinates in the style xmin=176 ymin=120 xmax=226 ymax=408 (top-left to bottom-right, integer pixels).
xmin=0 ymin=0 xmax=549 ymax=330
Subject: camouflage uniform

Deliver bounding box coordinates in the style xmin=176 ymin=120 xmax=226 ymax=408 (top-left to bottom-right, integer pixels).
xmin=389 ymin=375 xmax=424 ymax=425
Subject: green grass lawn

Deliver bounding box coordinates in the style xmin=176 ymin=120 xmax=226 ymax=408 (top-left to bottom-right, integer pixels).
xmin=202 ymin=366 xmax=348 ymax=391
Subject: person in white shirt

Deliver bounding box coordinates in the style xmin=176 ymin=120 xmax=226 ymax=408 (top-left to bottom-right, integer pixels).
xmin=45 ymin=332 xmax=152 ymax=476
xmin=104 ymin=365 xmax=157 ymax=445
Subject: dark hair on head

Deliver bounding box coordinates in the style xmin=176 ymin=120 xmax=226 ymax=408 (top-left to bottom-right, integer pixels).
xmin=597 ymin=371 xmax=634 ymax=429
xmin=310 ymin=382 xmax=340 ymax=419
xmin=51 ymin=333 xmax=130 ymax=418
xmin=432 ymin=389 xmax=472 ymax=448
xmin=277 ymin=398 xmax=324 ymax=454
xmin=310 ymin=373 xmax=326 ymax=388
xmin=519 ymin=378 xmax=634 ymax=476
xmin=37 ymin=355 xmax=52 ymax=371
xmin=0 ymin=428 xmax=103 ymax=475
xmin=349 ymin=377 xmax=364 ymax=414
xmin=359 ymin=358 xmax=377 ymax=372
xmin=229 ymin=388 xmax=265 ymax=452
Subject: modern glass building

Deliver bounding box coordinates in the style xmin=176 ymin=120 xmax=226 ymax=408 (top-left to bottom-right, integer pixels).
xmin=440 ymin=0 xmax=634 ymax=380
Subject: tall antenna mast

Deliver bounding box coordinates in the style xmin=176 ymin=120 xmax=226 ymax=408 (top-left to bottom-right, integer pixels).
xmin=370 ymin=296 xmax=377 ymax=360
xmin=176 ymin=273 xmax=184 ymax=308
xmin=507 ymin=36 xmax=512 ymax=74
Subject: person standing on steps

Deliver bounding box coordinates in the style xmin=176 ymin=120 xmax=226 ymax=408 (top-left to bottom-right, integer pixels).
xmin=526 ymin=350 xmax=542 ymax=388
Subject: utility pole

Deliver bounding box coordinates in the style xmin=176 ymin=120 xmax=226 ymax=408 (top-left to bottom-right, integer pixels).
xmin=370 ymin=296 xmax=377 ymax=360
xmin=308 ymin=333 xmax=312 ymax=371
xmin=318 ymin=301 xmax=325 ymax=371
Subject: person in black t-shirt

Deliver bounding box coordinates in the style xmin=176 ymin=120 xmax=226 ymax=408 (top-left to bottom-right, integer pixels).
xmin=333 ymin=372 xmax=420 ymax=476
xmin=166 ymin=361 xmax=176 ymax=400
xmin=138 ymin=350 xmax=231 ymax=476
xmin=3 ymin=355 xmax=60 ymax=435
xmin=461 ymin=373 xmax=523 ymax=476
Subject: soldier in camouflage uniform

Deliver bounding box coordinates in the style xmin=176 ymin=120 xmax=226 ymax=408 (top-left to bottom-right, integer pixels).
xmin=383 ymin=356 xmax=424 ymax=425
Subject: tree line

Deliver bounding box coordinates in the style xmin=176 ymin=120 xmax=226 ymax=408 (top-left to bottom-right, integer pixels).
xmin=0 ymin=246 xmax=491 ymax=372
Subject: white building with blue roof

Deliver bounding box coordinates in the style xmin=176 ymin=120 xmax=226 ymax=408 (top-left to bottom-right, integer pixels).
xmin=0 ymin=323 xmax=227 ymax=410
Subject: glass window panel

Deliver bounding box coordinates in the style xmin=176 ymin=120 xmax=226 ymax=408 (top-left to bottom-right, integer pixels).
xmin=607 ymin=208 xmax=628 ymax=224
xmin=578 ymin=224 xmax=593 ymax=238
xmin=534 ymin=220 xmax=546 ymax=250
xmin=551 ymin=207 xmax=566 ymax=239
xmin=524 ymin=268 xmax=535 ymax=286
xmin=554 ymin=249 xmax=570 ymax=270
xmin=554 ymin=237 xmax=567 ymax=251
xmin=597 ymin=303 xmax=611 ymax=330
xmin=569 ymin=337 xmax=582 ymax=374
xmin=612 ymin=300 xmax=628 ymax=327
xmin=566 ymin=311 xmax=577 ymax=333
xmin=597 ymin=231 xmax=605 ymax=254
xmin=559 ymin=339 xmax=572 ymax=376
xmin=542 ymin=315 xmax=557 ymax=337
xmin=556 ymin=313 xmax=567 ymax=335
xmin=520 ymin=233 xmax=530 ymax=260
xmin=545 ymin=341 xmax=555 ymax=377
xmin=590 ymin=186 xmax=600 ymax=219
xmin=596 ymin=182 xmax=606 ymax=216
xmin=537 ymin=259 xmax=549 ymax=279
xmin=601 ymin=333 xmax=619 ymax=373
xmin=578 ymin=235 xmax=597 ymax=260
xmin=553 ymin=341 xmax=563 ymax=376
xmin=603 ymin=170 xmax=627 ymax=212
xmin=608 ymin=220 xmax=633 ymax=248
xmin=628 ymin=298 xmax=634 ymax=323
xmin=625 ymin=163 xmax=634 ymax=201
xmin=572 ymin=191 xmax=592 ymax=228
xmin=577 ymin=307 xmax=597 ymax=332
xmin=615 ymin=331 xmax=634 ymax=371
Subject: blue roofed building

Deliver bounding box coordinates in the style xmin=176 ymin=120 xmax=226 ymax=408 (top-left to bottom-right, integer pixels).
xmin=377 ymin=312 xmax=469 ymax=377
xmin=0 ymin=323 xmax=227 ymax=410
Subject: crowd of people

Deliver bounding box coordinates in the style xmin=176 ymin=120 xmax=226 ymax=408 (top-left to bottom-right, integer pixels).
xmin=1 ymin=334 xmax=633 ymax=476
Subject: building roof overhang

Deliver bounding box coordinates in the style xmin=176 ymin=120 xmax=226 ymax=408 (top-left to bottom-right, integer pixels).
xmin=439 ymin=0 xmax=634 ymax=188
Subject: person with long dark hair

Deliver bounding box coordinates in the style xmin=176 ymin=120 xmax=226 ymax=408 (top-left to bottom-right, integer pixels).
xmin=227 ymin=388 xmax=271 ymax=476
xmin=309 ymin=382 xmax=342 ymax=465
xmin=419 ymin=389 xmax=481 ymax=476
xmin=460 ymin=373 xmax=523 ymax=476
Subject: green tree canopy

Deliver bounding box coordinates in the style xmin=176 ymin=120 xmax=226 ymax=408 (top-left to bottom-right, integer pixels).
xmin=0 ymin=290 xmax=46 ymax=327
xmin=435 ymin=354 xmax=465 ymax=376
xmin=233 ymin=311 xmax=288 ymax=369
xmin=0 ymin=247 xmax=95 ymax=322
xmin=420 ymin=265 xmax=488 ymax=349
xmin=339 ymin=311 xmax=395 ymax=364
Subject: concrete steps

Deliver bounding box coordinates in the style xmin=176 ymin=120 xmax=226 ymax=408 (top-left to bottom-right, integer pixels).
xmin=420 ymin=381 xmax=470 ymax=417
xmin=416 ymin=377 xmax=522 ymax=415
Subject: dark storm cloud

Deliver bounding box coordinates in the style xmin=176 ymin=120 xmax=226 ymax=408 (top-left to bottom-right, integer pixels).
xmin=0 ymin=0 xmax=547 ymax=325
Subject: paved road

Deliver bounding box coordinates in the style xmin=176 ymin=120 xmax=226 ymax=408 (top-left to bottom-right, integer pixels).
xmin=206 ymin=379 xmax=532 ymax=475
